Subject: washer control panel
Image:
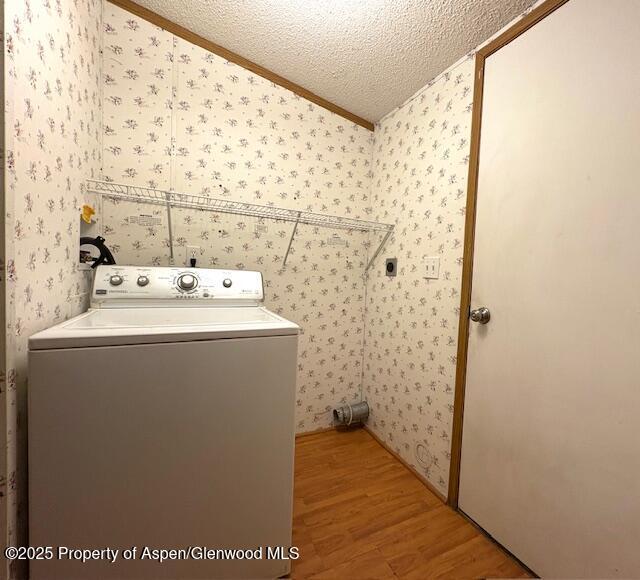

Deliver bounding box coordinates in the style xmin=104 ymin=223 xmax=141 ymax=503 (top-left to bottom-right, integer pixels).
xmin=92 ymin=266 xmax=264 ymax=306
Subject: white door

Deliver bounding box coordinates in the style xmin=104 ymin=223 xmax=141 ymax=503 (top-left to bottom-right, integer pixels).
xmin=458 ymin=0 xmax=640 ymax=577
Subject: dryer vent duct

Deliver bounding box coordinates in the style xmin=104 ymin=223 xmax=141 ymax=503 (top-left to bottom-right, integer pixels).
xmin=333 ymin=401 xmax=369 ymax=426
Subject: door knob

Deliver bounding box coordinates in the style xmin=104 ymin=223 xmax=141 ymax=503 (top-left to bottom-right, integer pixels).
xmin=470 ymin=307 xmax=491 ymax=324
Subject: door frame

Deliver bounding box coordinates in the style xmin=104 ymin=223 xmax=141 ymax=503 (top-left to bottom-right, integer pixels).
xmin=447 ymin=0 xmax=570 ymax=508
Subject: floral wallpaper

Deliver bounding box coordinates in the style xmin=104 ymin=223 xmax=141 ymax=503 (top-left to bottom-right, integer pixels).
xmin=4 ymin=0 xmax=102 ymax=576
xmin=101 ymin=3 xmax=375 ymax=433
xmin=0 ymin=4 xmax=544 ymax=567
xmin=363 ymin=59 xmax=475 ymax=497
xmin=0 ymin=3 xmax=6 ymax=573
xmin=103 ymin=9 xmax=172 ymax=189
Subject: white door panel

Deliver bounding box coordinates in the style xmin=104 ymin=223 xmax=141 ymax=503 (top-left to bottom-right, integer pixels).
xmin=459 ymin=0 xmax=640 ymax=576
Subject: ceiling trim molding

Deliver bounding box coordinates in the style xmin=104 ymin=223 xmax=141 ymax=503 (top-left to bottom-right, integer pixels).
xmin=107 ymin=0 xmax=375 ymax=131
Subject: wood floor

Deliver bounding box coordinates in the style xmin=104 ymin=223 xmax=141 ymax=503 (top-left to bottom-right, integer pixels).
xmin=291 ymin=428 xmax=530 ymax=579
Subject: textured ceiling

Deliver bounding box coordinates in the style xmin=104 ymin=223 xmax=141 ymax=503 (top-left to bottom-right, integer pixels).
xmin=132 ymin=0 xmax=536 ymax=122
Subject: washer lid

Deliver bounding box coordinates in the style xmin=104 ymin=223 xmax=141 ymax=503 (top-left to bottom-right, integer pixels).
xmin=29 ymin=307 xmax=300 ymax=350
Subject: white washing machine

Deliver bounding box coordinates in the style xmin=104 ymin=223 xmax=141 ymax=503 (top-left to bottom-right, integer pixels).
xmin=28 ymin=266 xmax=299 ymax=579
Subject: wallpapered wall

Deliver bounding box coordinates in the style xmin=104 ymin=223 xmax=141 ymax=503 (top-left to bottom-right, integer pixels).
xmin=0 ymin=2 xmax=543 ymax=569
xmin=4 ymin=0 xmax=102 ymax=575
xmin=362 ymin=0 xmax=541 ymax=497
xmin=364 ymin=60 xmax=475 ymax=497
xmin=0 ymin=1 xmax=6 ymax=573
xmin=101 ymin=3 xmax=377 ymax=433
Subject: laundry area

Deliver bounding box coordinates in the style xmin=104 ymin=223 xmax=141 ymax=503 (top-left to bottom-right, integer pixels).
xmin=3 ymin=0 xmax=640 ymax=578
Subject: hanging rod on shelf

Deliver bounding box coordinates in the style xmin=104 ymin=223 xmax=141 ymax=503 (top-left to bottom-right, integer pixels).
xmin=87 ymin=179 xmax=393 ymax=271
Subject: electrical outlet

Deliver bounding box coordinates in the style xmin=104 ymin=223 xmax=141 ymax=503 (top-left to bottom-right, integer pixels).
xmin=186 ymin=245 xmax=200 ymax=266
xmin=385 ymin=258 xmax=397 ymax=277
xmin=425 ymin=257 xmax=440 ymax=279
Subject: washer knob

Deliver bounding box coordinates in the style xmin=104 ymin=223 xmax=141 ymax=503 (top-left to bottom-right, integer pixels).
xmin=177 ymin=274 xmax=197 ymax=291
xmin=109 ymin=275 xmax=123 ymax=286
xmin=223 ymin=278 xmax=232 ymax=288
xmin=137 ymin=275 xmax=150 ymax=287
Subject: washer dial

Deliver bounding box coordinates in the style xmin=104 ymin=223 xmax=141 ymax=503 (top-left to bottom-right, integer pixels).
xmin=177 ymin=274 xmax=197 ymax=291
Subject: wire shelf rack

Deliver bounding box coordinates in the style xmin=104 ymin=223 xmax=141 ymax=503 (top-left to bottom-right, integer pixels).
xmin=87 ymin=179 xmax=394 ymax=270
xmin=87 ymin=180 xmax=393 ymax=233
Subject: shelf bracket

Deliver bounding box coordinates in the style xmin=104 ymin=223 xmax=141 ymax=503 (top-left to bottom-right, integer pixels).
xmin=365 ymin=228 xmax=393 ymax=273
xmin=165 ymin=191 xmax=175 ymax=266
xmin=282 ymin=212 xmax=301 ymax=267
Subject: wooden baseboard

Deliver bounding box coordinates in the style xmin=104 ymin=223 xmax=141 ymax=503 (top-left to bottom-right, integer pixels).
xmin=363 ymin=425 xmax=448 ymax=504
xmin=295 ymin=425 xmax=337 ymax=439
